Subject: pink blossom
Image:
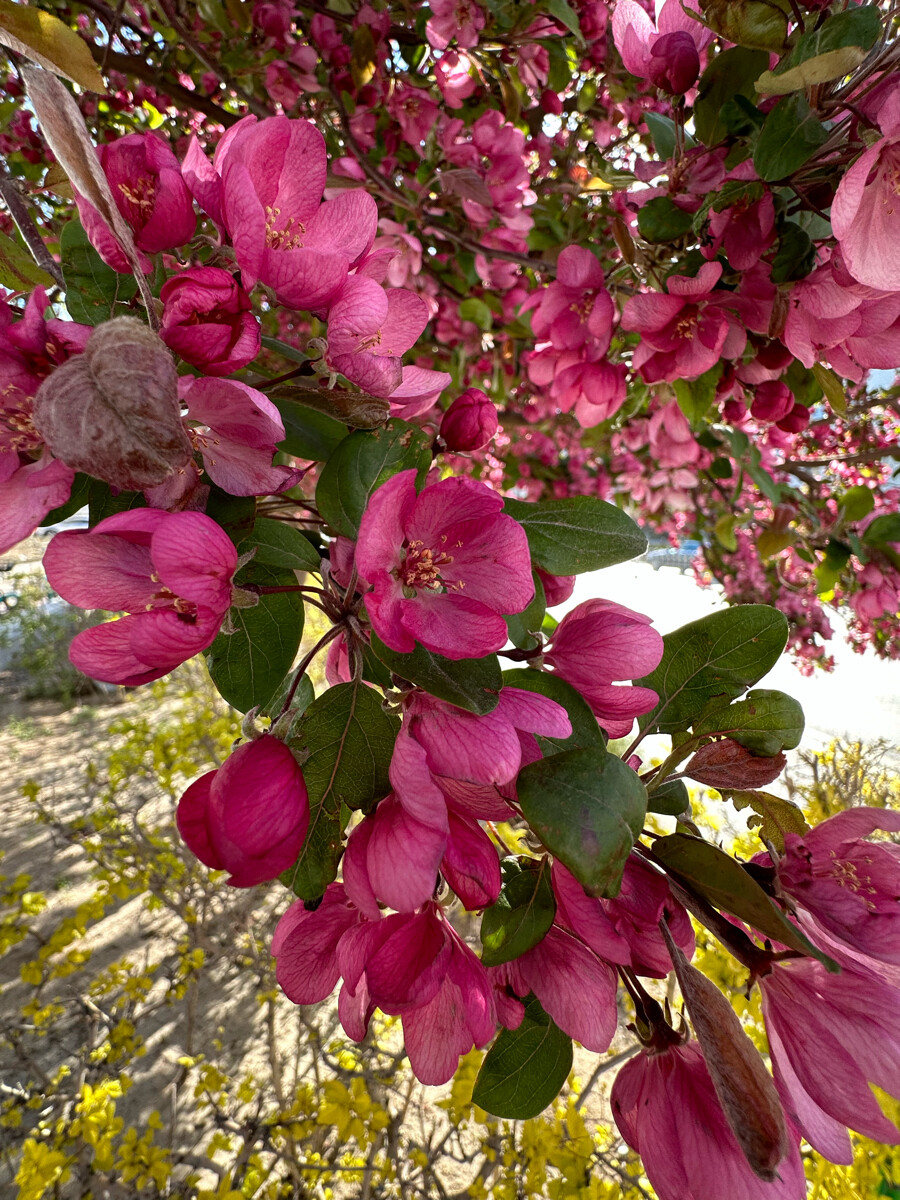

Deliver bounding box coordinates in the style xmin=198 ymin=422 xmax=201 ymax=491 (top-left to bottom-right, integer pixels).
xmin=426 ymin=0 xmax=486 ymax=50
xmin=179 ymin=377 xmax=302 ymax=497
xmin=215 ymin=117 xmax=377 ymax=310
xmin=265 ymin=60 xmax=301 ymax=111
xmin=527 ymin=345 xmax=628 ymax=428
xmin=648 ymin=401 xmax=703 ymax=469
xmin=543 ymin=598 xmax=663 ymax=737
xmin=177 ymin=734 xmax=309 ymax=886
xmin=43 ymin=509 xmax=237 ymax=686
xmin=536 ymin=567 xmax=575 ymax=607
xmin=159 ymin=267 xmax=260 ymax=376
xmin=526 ymin=245 xmax=615 ymax=353
xmin=832 ymin=90 xmax=900 ymax=290
xmin=760 ymin=958 xmax=900 ymax=1162
xmin=750 ymin=381 xmax=794 ymax=424
xmin=388 ymin=85 xmax=439 ymax=154
xmin=0 ymin=450 xmax=74 ymax=555
xmin=386 ymin=365 xmax=452 ymax=419
xmin=621 ymin=262 xmax=747 ymax=383
xmin=76 ymin=132 xmax=196 ymax=274
xmin=612 ymin=1040 xmax=805 ymax=1200
xmin=274 ymin=890 xmax=496 ymax=1084
xmin=612 ymin=0 xmax=712 ymax=94
xmin=326 ymin=277 xmax=429 ymax=397
xmin=440 ymin=388 xmax=498 ymax=451
xmin=492 ymin=924 xmax=618 ymax=1051
xmin=774 ymin=806 xmax=900 ymax=966
xmin=705 ymin=168 xmax=776 ymax=271
xmin=355 ymin=469 xmax=534 ymax=659
xmin=435 ymin=50 xmax=478 ymax=109
xmin=552 ymin=857 xmax=694 ymax=977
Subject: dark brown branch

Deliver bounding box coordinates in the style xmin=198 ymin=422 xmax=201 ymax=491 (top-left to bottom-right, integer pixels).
xmin=0 ymin=159 xmax=64 ymax=287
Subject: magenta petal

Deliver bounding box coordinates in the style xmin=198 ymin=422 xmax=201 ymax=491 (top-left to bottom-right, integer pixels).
xmin=388 ymin=730 xmax=449 ymax=832
xmin=365 ymin=797 xmax=446 ymax=912
xmin=342 ymin=818 xmax=382 ymax=919
xmin=68 ymin=618 xmax=170 ymax=686
xmin=274 ymin=889 xmax=357 ymax=1005
xmin=401 ymin=591 xmax=509 ymax=659
xmin=441 ymin=810 xmax=501 ymax=910
xmin=406 ymin=475 xmax=504 ymax=546
xmin=518 ymin=925 xmax=617 ymax=1052
xmin=364 ymin=909 xmax=450 ymax=1012
xmin=175 ymin=771 xmax=222 ymax=869
xmin=151 ymin=513 xmax=237 ymax=610
xmin=494 ymin=687 xmax=572 ymax=740
xmin=0 ymin=455 xmax=74 ymax=556
xmin=356 ymin=469 xmax=418 ymax=583
xmin=304 ymin=189 xmax=378 ymax=263
xmin=43 ymin=530 xmax=155 ymax=611
xmin=127 ymin=607 xmax=223 ymax=672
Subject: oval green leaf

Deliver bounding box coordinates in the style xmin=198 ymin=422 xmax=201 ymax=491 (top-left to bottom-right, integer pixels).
xmin=370 ymin=632 xmax=501 ymax=714
xmin=753 ymin=93 xmax=829 ymax=182
xmin=472 ymin=993 xmax=572 ymax=1120
xmin=517 ymin=748 xmax=647 ymax=898
xmin=480 ymin=858 xmax=556 ymax=967
xmin=240 ymin=518 xmax=321 ymax=573
xmin=502 ymin=496 xmax=646 ymax=576
xmin=693 ymin=689 xmax=805 ymax=756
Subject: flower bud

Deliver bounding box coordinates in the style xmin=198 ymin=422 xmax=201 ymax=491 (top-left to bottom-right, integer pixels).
xmin=648 ymin=31 xmax=700 ymax=95
xmin=32 ymin=316 xmax=192 ymax=491
xmin=776 ymin=402 xmax=810 ymax=433
xmin=536 ymin=566 xmax=575 ymax=607
xmin=176 ymin=734 xmax=309 ymax=887
xmin=160 ymin=266 xmax=261 ymax=376
xmin=750 ymin=381 xmax=793 ymax=423
xmin=440 ymin=388 xmax=498 ymax=451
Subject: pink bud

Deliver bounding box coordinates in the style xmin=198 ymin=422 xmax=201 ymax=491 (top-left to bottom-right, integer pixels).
xmin=750 ymin=381 xmax=793 ymax=423
xmin=536 ymin=566 xmax=575 ymax=607
xmin=160 ymin=266 xmax=261 ymax=376
xmin=776 ymin=402 xmax=810 ymax=433
xmin=440 ymin=388 xmax=499 ymax=451
xmin=176 ymin=735 xmax=309 ymax=887
xmin=648 ymin=31 xmax=700 ymax=94
xmin=540 ymin=89 xmax=563 ymax=116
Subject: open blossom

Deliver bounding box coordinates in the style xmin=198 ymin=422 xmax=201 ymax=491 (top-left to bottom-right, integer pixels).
xmin=0 ymin=450 xmax=74 ymax=556
xmin=543 ymin=598 xmax=663 ymax=736
xmin=552 ymin=857 xmax=694 ymax=977
xmin=760 ymin=957 xmax=900 ymax=1163
xmin=773 ymin=806 xmax=900 ymax=966
xmin=273 ymin=889 xmax=496 ymax=1085
xmin=159 ymin=267 xmax=260 ymax=375
xmin=43 ymin=510 xmax=237 ymax=686
xmin=832 ymin=89 xmax=900 ymax=290
xmin=177 ymin=735 xmax=309 ymax=887
xmin=76 ymin=132 xmax=196 ymax=274
xmin=355 ymin=469 xmax=533 ymax=659
xmin=621 ymin=261 xmax=746 ymax=383
xmin=199 ymin=116 xmax=377 ymax=311
xmin=426 ymin=0 xmax=485 ymax=49
xmin=611 ymin=1040 xmax=805 ymax=1200
xmin=525 ymin=245 xmax=615 ymax=353
xmin=326 ymin=277 xmax=429 ymax=396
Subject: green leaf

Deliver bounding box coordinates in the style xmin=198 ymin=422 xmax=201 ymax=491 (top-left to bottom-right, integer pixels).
xmin=642 ymin=112 xmax=694 ymax=160
xmin=206 ymin=562 xmax=304 ymax=712
xmin=863 ymin=514 xmax=900 ymax=546
xmin=315 ymin=419 xmax=432 ymax=538
xmin=0 ymin=229 xmax=53 ymax=290
xmin=240 ymin=518 xmax=320 ymax=573
xmin=501 ymin=668 xmax=605 ymax=755
xmin=651 ymin=833 xmax=838 ymax=969
xmin=88 ymin=481 xmax=144 ymax=525
xmin=649 ymin=777 xmax=690 ymax=817
xmin=505 ymin=572 xmax=546 ymax=651
xmin=459 ymin=297 xmax=493 ymax=331
xmin=480 ymin=858 xmax=556 ymax=967
xmin=282 ymin=679 xmax=399 ymax=899
xmin=0 ymin=1 xmax=105 ymax=91
xmin=204 ymin=487 xmax=256 ymax=546
xmin=40 ymin=471 xmax=91 ymax=526
xmin=638 ymin=605 xmax=789 ymax=735
xmin=503 ymin=496 xmax=646 ymax=576
xmin=472 ymin=993 xmax=573 ymax=1120
xmin=60 ymin=220 xmax=138 ymax=326
xmin=840 ymin=485 xmax=875 ymax=525
xmin=544 ymin=0 xmax=582 ymax=39
xmin=270 ymin=393 xmax=347 ymax=462
xmin=674 ymin=363 xmax=723 ymax=427
xmin=812 ymin=362 xmax=847 ymax=415
xmin=518 ymin=747 xmax=647 ymax=898
xmin=756 ymin=46 xmax=867 ymax=95
xmin=770 ymin=221 xmax=815 ymax=284
xmin=699 ymin=0 xmax=791 ymax=52
xmin=814 ymin=539 xmax=851 ymax=594
xmin=726 ymin=789 xmax=809 ymax=852
xmin=753 ymin=93 xmax=829 ymax=182
xmin=694 ymin=47 xmax=770 ymax=146
xmin=637 ymin=196 xmax=694 ymax=243
xmin=693 ymin=689 xmax=804 ymax=756
xmin=370 ymin=632 xmax=501 ymax=714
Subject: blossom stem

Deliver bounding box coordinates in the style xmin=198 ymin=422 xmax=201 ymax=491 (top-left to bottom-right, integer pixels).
xmin=277 ymin=623 xmax=346 ymax=717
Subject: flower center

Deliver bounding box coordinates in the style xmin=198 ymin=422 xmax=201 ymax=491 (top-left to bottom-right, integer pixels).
xmin=146 ymin=575 xmax=199 ymax=621
xmin=827 ymin=850 xmax=879 ymax=910
xmin=397 ymin=539 xmax=455 ymax=593
xmin=265 ymin=205 xmax=306 ymax=251
xmin=675 ymin=310 xmax=698 ymax=339
xmin=0 ymin=404 xmax=41 ymax=453
xmin=118 ymin=176 xmax=157 ymax=213
xmin=569 ymin=295 xmax=594 ymax=323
